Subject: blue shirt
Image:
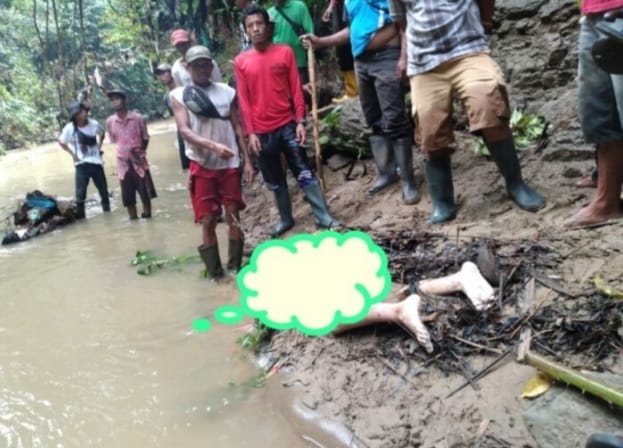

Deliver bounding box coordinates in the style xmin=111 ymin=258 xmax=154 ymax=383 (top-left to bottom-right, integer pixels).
xmin=345 ymin=0 xmax=394 ymax=58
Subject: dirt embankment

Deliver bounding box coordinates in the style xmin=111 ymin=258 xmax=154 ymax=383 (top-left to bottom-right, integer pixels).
xmin=239 ymin=2 xmax=623 ymax=447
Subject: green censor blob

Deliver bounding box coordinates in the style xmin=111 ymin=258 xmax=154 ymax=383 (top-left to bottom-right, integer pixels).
xmin=236 ymin=230 xmax=392 ymax=337
xmin=214 ymin=305 xmax=245 ymax=325
xmin=192 ymin=318 xmax=212 ymax=333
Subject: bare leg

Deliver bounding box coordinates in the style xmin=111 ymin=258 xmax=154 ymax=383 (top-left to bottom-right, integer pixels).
xmin=418 ymin=261 xmax=495 ymax=310
xmin=333 ymin=294 xmax=433 ymax=353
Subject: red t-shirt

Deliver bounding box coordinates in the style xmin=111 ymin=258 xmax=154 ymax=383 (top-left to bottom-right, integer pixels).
xmin=234 ymin=44 xmax=305 ymax=135
xmin=582 ymin=0 xmax=623 ymax=14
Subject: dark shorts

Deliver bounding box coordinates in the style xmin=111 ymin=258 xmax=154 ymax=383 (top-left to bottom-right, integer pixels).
xmin=189 ymin=162 xmax=245 ymax=222
xmin=120 ymin=164 xmax=157 ymax=207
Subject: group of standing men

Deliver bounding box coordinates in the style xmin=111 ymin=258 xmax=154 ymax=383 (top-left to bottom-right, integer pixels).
xmin=59 ymin=0 xmax=623 ymax=281
xmin=58 ymin=90 xmax=156 ymax=221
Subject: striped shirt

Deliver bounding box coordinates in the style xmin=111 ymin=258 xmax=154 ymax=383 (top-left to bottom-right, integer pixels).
xmin=387 ymin=0 xmax=490 ymax=76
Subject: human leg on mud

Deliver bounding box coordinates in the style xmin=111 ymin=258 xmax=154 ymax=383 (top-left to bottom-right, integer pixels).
xmin=189 ymin=168 xmax=225 ymax=281
xmin=566 ymin=17 xmax=623 ymax=228
xmin=452 ymin=53 xmax=545 ymax=212
xmin=198 ymin=212 xmax=224 ymax=281
xmin=409 ymin=68 xmax=456 ymax=223
xmin=280 ymin=122 xmax=342 ymax=229
xmin=136 ymin=170 xmax=157 ymax=219
xmin=221 ymin=168 xmax=246 ymax=275
xmin=257 ymin=130 xmax=295 ymax=237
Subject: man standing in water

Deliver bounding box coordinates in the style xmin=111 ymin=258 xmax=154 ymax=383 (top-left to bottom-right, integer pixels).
xmin=58 ymin=101 xmax=110 ymax=219
xmin=106 ymin=89 xmax=157 ymax=220
xmin=170 ymin=45 xmax=254 ymax=281
xmin=235 ymin=5 xmax=341 ymax=237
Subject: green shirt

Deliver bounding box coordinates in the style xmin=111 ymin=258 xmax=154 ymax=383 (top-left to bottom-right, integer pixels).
xmin=268 ymin=0 xmax=315 ymax=68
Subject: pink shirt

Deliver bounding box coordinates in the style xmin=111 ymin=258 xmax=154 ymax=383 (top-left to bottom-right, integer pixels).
xmin=582 ymin=0 xmax=623 ymax=14
xmin=106 ymin=111 xmax=150 ymax=180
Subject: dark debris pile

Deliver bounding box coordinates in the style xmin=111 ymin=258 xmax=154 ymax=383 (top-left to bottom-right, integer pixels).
xmin=368 ymin=229 xmax=623 ymax=375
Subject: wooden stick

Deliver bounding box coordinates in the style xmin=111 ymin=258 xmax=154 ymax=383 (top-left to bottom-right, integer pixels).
xmin=518 ymin=330 xmax=623 ymax=408
xmin=307 ymin=45 xmax=326 ymax=191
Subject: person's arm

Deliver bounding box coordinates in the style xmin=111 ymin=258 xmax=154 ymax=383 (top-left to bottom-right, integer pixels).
xmin=476 ymin=0 xmax=495 ymax=34
xmin=234 ymin=58 xmax=261 ymax=155
xmin=287 ymin=48 xmax=306 ymax=145
xmin=95 ymin=121 xmax=106 ymax=153
xmin=301 ymin=26 xmax=350 ymax=49
xmin=58 ymin=126 xmax=78 ymax=162
xmin=138 ymin=116 xmax=149 ymax=151
xmin=171 ymin=95 xmax=234 ymax=159
xmin=230 ymin=96 xmax=255 ymax=184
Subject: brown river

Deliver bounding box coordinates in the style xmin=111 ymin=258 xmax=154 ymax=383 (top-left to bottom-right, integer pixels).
xmin=0 ymin=121 xmax=347 ymax=448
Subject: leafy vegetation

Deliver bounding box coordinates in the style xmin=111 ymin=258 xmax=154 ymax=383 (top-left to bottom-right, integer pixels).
xmin=473 ymin=109 xmax=547 ymax=156
xmin=131 ymin=250 xmax=201 ymax=276
xmin=236 ymin=320 xmax=273 ymax=353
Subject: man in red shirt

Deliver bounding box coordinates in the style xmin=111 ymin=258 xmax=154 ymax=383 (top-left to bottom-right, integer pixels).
xmin=566 ymin=1 xmax=623 ymax=227
xmin=234 ymin=5 xmax=341 ymax=237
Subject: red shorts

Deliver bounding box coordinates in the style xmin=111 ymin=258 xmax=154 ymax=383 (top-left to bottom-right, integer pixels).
xmin=189 ymin=162 xmax=245 ymax=222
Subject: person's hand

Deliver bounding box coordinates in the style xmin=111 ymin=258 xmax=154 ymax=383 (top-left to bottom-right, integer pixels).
xmin=243 ymin=161 xmax=255 ymax=186
xmin=296 ymin=122 xmax=306 ymax=145
xmin=604 ymin=7 xmax=623 ymax=20
xmin=212 ymin=142 xmax=235 ymax=159
xmin=300 ymin=34 xmax=319 ymax=50
xmin=397 ymin=55 xmax=407 ymax=80
xmin=322 ymin=7 xmax=333 ymax=22
xmin=247 ymin=134 xmax=261 ymax=155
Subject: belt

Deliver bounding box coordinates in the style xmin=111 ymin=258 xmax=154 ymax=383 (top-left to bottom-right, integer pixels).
xmin=357 ymin=45 xmax=400 ymax=59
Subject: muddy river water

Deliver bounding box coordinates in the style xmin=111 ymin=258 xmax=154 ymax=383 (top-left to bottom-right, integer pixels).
xmin=0 ymin=121 xmax=329 ymax=448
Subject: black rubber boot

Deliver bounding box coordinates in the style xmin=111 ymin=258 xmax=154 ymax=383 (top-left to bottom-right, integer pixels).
xmin=302 ymin=182 xmax=342 ymax=229
xmin=102 ymin=203 xmax=111 ymax=212
xmin=368 ymin=135 xmax=398 ymax=195
xmin=424 ymin=155 xmax=457 ymax=224
xmin=198 ymin=244 xmax=224 ymax=281
xmin=486 ymin=137 xmax=546 ymax=212
xmin=226 ymin=238 xmax=244 ymax=275
xmin=269 ymin=189 xmax=294 ymax=237
xmin=392 ymin=137 xmax=420 ymax=204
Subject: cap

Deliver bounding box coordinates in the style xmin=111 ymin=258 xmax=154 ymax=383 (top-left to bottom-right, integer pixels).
xmin=106 ymin=89 xmax=127 ymax=100
xmin=67 ymin=101 xmax=88 ymax=120
xmin=185 ymin=45 xmax=213 ymax=64
xmin=155 ymin=63 xmax=172 ymax=74
xmin=171 ymin=29 xmax=191 ymax=46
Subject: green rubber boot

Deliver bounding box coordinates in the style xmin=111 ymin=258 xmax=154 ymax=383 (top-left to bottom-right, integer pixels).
xmin=487 ymin=137 xmax=545 ymax=212
xmin=302 ymin=182 xmax=342 ymax=229
xmin=269 ymin=189 xmax=295 ymax=237
xmin=424 ymin=155 xmax=457 ymax=224
xmin=198 ymin=244 xmax=224 ymax=281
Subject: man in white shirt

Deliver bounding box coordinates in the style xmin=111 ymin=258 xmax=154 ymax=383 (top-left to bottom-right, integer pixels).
xmin=58 ymin=102 xmax=111 ymax=218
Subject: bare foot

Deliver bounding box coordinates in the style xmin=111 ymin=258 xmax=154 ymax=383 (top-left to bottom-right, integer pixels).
xmin=564 ymin=204 xmax=623 ymax=228
xmin=575 ymin=175 xmax=597 ymax=188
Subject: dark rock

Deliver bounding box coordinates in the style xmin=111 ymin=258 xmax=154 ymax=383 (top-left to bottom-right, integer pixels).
xmin=523 ymin=373 xmax=623 ymax=448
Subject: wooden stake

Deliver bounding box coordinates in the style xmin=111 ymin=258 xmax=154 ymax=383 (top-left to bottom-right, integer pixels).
xmin=307 ymin=45 xmax=326 ymax=191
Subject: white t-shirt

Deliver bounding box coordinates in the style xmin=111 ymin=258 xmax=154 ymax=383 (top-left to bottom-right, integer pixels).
xmin=172 ymin=58 xmax=224 ymax=87
xmin=58 ymin=118 xmax=105 ymax=166
xmin=171 ymin=82 xmax=240 ymax=170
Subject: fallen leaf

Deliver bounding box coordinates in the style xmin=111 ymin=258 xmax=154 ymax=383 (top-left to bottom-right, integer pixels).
xmin=521 ymin=373 xmax=552 ymax=399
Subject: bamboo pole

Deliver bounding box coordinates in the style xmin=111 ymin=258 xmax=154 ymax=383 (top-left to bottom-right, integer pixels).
xmin=307 ymin=46 xmax=326 ymax=191
xmin=518 ymin=329 xmax=623 ymax=408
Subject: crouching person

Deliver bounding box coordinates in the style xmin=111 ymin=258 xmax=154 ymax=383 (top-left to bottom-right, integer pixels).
xmin=234 ymin=5 xmax=341 ymax=237
xmin=171 ymin=45 xmax=254 ymax=281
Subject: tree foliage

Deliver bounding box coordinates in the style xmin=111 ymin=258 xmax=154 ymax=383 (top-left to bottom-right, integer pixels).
xmin=0 ymin=0 xmax=330 ymax=151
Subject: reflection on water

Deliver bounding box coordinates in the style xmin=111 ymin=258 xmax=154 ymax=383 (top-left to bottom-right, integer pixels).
xmin=0 ymin=123 xmax=308 ymax=448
